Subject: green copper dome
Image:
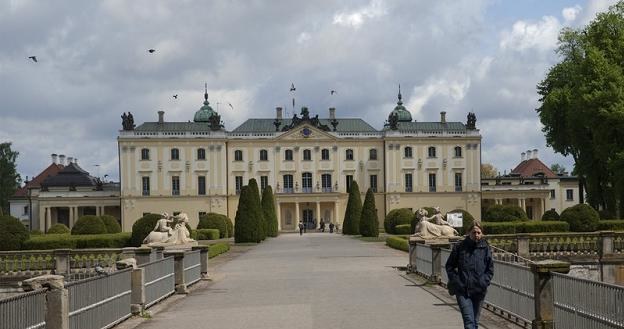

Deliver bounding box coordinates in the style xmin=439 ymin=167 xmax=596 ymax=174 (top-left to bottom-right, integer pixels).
xmin=193 ymin=85 xmax=217 ymax=122
xmin=388 ymin=87 xmax=412 ymax=122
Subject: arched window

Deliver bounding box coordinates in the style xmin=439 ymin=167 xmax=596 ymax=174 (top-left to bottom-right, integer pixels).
xmin=404 ymin=146 xmax=413 ymax=158
xmin=345 ymin=149 xmax=354 ymax=160
xmin=141 ymin=148 xmax=150 ymax=160
xmin=369 ymin=149 xmax=377 ymax=160
xmin=197 ymin=148 xmax=206 ymax=160
xmin=171 ymin=148 xmax=180 ymax=160
xmin=234 ymin=150 xmax=243 ymax=161
xmin=259 ymin=149 xmax=268 ymax=161
xmin=303 ymin=149 xmax=312 ymax=161
xmin=428 ymin=146 xmax=436 ymax=158
xmin=285 ymin=149 xmax=293 ymax=161
xmin=321 ymin=149 xmax=330 ymax=160
xmin=454 ymin=146 xmax=462 ymax=158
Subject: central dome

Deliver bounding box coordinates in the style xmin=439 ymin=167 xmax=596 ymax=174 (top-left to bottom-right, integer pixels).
xmin=388 ymin=87 xmax=412 ymax=122
xmin=194 ymin=100 xmax=216 ymax=122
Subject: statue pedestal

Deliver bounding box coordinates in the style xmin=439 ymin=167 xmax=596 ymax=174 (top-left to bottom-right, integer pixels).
xmin=141 ymin=241 xmax=198 ymax=250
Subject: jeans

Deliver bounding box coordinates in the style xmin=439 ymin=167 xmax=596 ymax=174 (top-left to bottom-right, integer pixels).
xmin=456 ymin=294 xmax=484 ymax=329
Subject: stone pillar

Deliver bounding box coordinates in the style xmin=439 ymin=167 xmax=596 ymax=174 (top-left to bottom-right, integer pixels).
xmin=429 ymin=242 xmax=451 ymax=282
xmin=276 ymin=202 xmax=282 ymax=231
xmin=164 ymin=250 xmax=188 ymax=294
xmin=295 ymin=202 xmax=300 ymax=229
xmin=130 ymin=268 xmax=145 ymax=315
xmin=23 ymin=275 xmax=68 ymax=329
xmin=153 ymin=246 xmax=165 ymax=260
xmin=53 ymin=249 xmax=72 ymax=276
xmin=599 ymin=231 xmax=616 ymax=283
xmin=530 ymin=260 xmax=570 ymax=329
xmin=134 ymin=247 xmax=153 ymax=265
xmin=334 ymin=202 xmax=339 ymax=224
xmin=121 ymin=247 xmax=137 ymax=260
xmin=45 ymin=207 xmax=52 ymax=232
xmin=541 ymin=198 xmax=546 ymax=219
xmin=316 ymin=202 xmax=321 ymax=229
xmin=408 ymin=238 xmax=424 ymax=273
xmin=192 ymin=245 xmax=210 ymax=280
xmin=516 ymin=234 xmax=530 ymax=258
xmin=96 ymin=206 xmax=100 ymax=216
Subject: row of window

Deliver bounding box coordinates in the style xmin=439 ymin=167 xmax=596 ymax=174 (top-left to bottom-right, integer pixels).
xmin=141 ymin=172 xmax=464 ymax=196
xmin=550 ymin=189 xmax=575 ymax=201
xmin=140 ymin=146 xmax=464 ymax=162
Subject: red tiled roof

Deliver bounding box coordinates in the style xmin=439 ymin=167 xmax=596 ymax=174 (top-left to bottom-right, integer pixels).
xmin=13 ymin=163 xmax=64 ymax=197
xmin=511 ymin=158 xmax=557 ymax=178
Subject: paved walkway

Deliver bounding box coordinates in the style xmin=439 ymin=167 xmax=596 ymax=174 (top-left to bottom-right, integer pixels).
xmin=134 ymin=233 xmax=516 ymax=329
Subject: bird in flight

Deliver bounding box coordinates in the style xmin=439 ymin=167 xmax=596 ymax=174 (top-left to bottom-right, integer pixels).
xmin=28 ymin=56 xmax=37 ymax=62
xmin=148 ymin=49 xmax=156 ymax=53
xmin=330 ymin=90 xmax=337 ymax=95
xmin=290 ymin=83 xmax=296 ymax=92
xmin=173 ymin=94 xmax=178 ymax=99
xmin=228 ymin=102 xmax=234 ymax=110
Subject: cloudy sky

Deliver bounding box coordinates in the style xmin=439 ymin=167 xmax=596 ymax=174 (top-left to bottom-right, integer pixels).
xmin=0 ymin=0 xmax=617 ymax=182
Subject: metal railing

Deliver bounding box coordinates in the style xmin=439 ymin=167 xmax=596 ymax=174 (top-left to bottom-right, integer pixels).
xmin=440 ymin=248 xmax=451 ymax=285
xmin=415 ymin=244 xmax=433 ymax=278
xmin=553 ymin=272 xmax=624 ymax=329
xmin=0 ymin=289 xmax=46 ymax=329
xmin=183 ymin=250 xmax=201 ymax=286
xmin=66 ymin=268 xmax=132 ymax=329
xmin=142 ymin=257 xmax=175 ymax=308
xmin=485 ymin=260 xmax=535 ymax=323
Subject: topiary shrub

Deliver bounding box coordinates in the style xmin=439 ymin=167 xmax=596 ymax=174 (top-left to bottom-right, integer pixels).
xmin=208 ymin=242 xmax=230 ymax=258
xmin=520 ymin=221 xmax=569 ymax=233
xmin=31 ymin=229 xmax=43 ymax=235
xmin=71 ymin=215 xmax=107 ymax=235
xmin=100 ymin=215 xmax=122 ymax=233
xmin=247 ymin=178 xmax=265 ymax=242
xmin=225 ymin=216 xmax=234 ymax=238
xmin=598 ymin=220 xmax=624 ymax=231
xmin=385 ymin=208 xmax=413 ymax=234
xmin=196 ymin=229 xmax=219 ymax=240
xmin=394 ymin=224 xmax=412 ymax=235
xmin=481 ymin=222 xmax=518 ymax=234
xmin=541 ymin=209 xmax=560 ymax=221
xmin=47 ymin=223 xmax=70 ymax=234
xmin=198 ymin=213 xmax=229 ymax=238
xmin=342 ymin=181 xmax=362 ymax=235
xmin=386 ymin=235 xmax=409 ymax=252
xmin=261 ymin=185 xmax=279 ymax=237
xmin=0 ymin=215 xmax=30 ymax=250
xmin=235 ymin=186 xmax=257 ymax=243
xmin=505 ymin=205 xmax=528 ymax=220
xmin=484 ymin=204 xmax=527 ymax=222
xmin=560 ymin=204 xmax=600 ymax=232
xmin=359 ymin=188 xmax=379 ymax=237
xmin=23 ymin=233 xmax=131 ymax=250
xmin=129 ymin=213 xmax=162 ymax=247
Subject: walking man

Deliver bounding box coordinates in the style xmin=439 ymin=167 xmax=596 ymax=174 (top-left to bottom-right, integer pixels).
xmin=298 ymin=221 xmax=304 ymax=236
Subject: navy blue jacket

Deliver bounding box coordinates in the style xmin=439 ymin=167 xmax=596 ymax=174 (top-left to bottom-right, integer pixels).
xmin=445 ymin=238 xmax=494 ymax=298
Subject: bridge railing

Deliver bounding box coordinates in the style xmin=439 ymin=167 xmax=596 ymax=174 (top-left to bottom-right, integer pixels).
xmin=485 ymin=260 xmax=534 ymax=324
xmin=141 ymin=256 xmax=175 ymax=308
xmin=0 ymin=288 xmax=47 ymax=329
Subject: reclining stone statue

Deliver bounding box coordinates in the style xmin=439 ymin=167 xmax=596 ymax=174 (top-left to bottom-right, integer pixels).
xmin=411 ymin=207 xmax=458 ymax=239
xmin=143 ymin=212 xmax=196 ymax=246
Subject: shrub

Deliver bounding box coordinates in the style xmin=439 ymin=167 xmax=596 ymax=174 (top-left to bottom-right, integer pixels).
xmin=482 ymin=221 xmax=570 ymax=234
xmin=100 ymin=215 xmax=122 ymax=233
xmin=482 ymin=222 xmax=518 ymax=234
xmin=0 ymin=215 xmax=30 ymax=250
xmin=445 ymin=209 xmax=476 ymax=235
xmin=385 ymin=208 xmax=413 ymax=234
xmin=598 ymin=220 xmax=624 ymax=231
xmin=198 ymin=213 xmax=229 ymax=238
xmin=208 ymin=242 xmax=230 ymax=258
xmin=23 ymin=233 xmax=131 ymax=250
xmin=31 ymin=229 xmax=43 ymax=235
xmin=225 ymin=216 xmax=234 ymax=238
xmin=129 ymin=213 xmax=162 ymax=247
xmin=342 ymin=181 xmax=362 ymax=235
xmin=248 ymin=178 xmax=265 ymax=242
xmin=359 ymin=188 xmax=379 ymax=237
xmin=560 ymin=204 xmax=600 ymax=232
xmin=47 ymin=223 xmax=70 ymax=234
xmin=196 ymin=229 xmax=219 ymax=240
xmin=75 ymin=233 xmax=131 ymax=248
xmin=261 ymin=185 xmax=279 ymax=237
xmin=598 ymin=210 xmax=615 ymax=220
xmin=409 ymin=207 xmax=436 ymax=234
xmin=235 ymin=186 xmax=257 ymax=243
xmin=23 ymin=234 xmax=76 ymax=249
xmin=541 ymin=209 xmax=560 ymax=221
xmin=386 ymin=235 xmax=409 ymax=252
xmin=484 ymin=204 xmax=528 ymax=222
xmin=394 ymin=224 xmax=412 ymax=235
xmin=71 ymin=215 xmax=107 ymax=235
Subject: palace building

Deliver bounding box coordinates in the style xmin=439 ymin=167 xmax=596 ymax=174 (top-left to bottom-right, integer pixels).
xmin=117 ymin=88 xmax=482 ymax=231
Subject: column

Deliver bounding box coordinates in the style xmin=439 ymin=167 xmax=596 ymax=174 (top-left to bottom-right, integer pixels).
xmin=276 ymin=203 xmax=282 ymax=231
xmin=316 ymin=202 xmax=321 ymax=229
xmin=295 ymin=202 xmax=300 ymax=226
xmin=541 ymin=198 xmax=546 ymax=219
xmin=334 ymin=201 xmax=339 ymax=224
xmin=45 ymin=207 xmax=51 ymax=232
xmin=68 ymin=208 xmax=74 ymax=229
xmin=517 ymin=199 xmax=522 ymax=207
xmin=96 ymin=206 xmax=100 ymax=216
xmin=530 ymin=260 xmax=571 ymax=329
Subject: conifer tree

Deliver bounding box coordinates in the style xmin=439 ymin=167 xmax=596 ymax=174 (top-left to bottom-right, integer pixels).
xmin=248 ymin=178 xmax=265 ymax=242
xmin=261 ymin=185 xmax=279 ymax=237
xmin=342 ymin=180 xmax=362 ymax=235
xmin=234 ymin=186 xmax=256 ymax=243
xmin=359 ymin=188 xmax=379 ymax=237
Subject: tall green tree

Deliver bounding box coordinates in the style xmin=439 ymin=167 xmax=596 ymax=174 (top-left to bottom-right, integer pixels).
xmin=247 ymin=178 xmax=265 ymax=242
xmin=0 ymin=143 xmax=21 ymax=215
xmin=261 ymin=185 xmax=279 ymax=237
xmin=234 ymin=186 xmax=256 ymax=243
xmin=537 ymin=1 xmax=624 ymax=216
xmin=550 ymin=164 xmax=567 ymax=175
xmin=342 ymin=180 xmax=362 ymax=235
xmin=359 ymin=188 xmax=379 ymax=237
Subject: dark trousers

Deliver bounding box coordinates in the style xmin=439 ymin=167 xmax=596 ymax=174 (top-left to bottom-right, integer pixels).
xmin=299 ymin=228 xmax=303 ymax=235
xmin=456 ymin=294 xmax=484 ymax=329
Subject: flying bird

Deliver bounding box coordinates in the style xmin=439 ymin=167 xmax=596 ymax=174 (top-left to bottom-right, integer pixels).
xmin=290 ymin=83 xmax=296 ymax=92
xmin=227 ymin=102 xmax=234 ymax=110
xmin=330 ymin=90 xmax=337 ymax=95
xmin=173 ymin=94 xmax=178 ymax=99
xmin=148 ymin=49 xmax=156 ymax=53
xmin=28 ymin=56 xmax=37 ymax=62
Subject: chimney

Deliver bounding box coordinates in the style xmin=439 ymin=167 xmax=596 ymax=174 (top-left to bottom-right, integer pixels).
xmin=526 ymin=150 xmax=532 ymax=160
xmin=532 ymin=148 xmax=538 ymax=159
xmin=521 ymin=152 xmax=526 ymax=162
xmin=329 ymin=107 xmax=336 ymax=120
xmin=51 ymin=153 xmax=58 ymax=164
xmin=158 ymin=111 xmax=164 ymax=124
xmin=276 ymin=107 xmax=283 ymax=120
xmin=67 ymin=157 xmax=74 ymax=164
xmin=440 ymin=111 xmax=446 ymax=123
xmin=59 ymin=154 xmax=66 ymax=165
xmin=74 ymin=158 xmax=78 ymax=165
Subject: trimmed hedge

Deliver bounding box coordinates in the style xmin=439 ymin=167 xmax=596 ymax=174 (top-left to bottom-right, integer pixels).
xmin=481 ymin=221 xmax=570 ymax=234
xmin=394 ymin=224 xmax=412 ymax=235
xmin=359 ymin=188 xmax=379 ymax=237
xmin=47 ymin=223 xmax=70 ymax=234
xmin=196 ymin=229 xmax=220 ymax=240
xmin=342 ymin=180 xmax=362 ymax=235
xmin=0 ymin=215 xmax=30 ymax=251
xmin=23 ymin=233 xmax=131 ymax=250
xmin=598 ymin=220 xmax=624 ymax=231
xmin=208 ymin=242 xmax=230 ymax=258
xmin=386 ymin=235 xmax=409 ymax=252
xmin=100 ymin=215 xmax=122 ymax=233
xmin=484 ymin=204 xmax=528 ymax=222
xmin=130 ymin=213 xmax=162 ymax=247
xmin=541 ymin=209 xmax=560 ymax=221
xmin=198 ymin=213 xmax=229 ymax=238
xmin=384 ymin=208 xmax=414 ymax=234
xmin=71 ymin=215 xmax=107 ymax=235
xmin=560 ymin=204 xmax=600 ymax=232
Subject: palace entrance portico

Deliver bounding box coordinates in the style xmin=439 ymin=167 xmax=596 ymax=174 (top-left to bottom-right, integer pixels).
xmin=38 ymin=199 xmax=121 ymax=232
xmin=275 ymin=195 xmax=346 ymax=231
xmin=482 ymin=190 xmax=549 ymax=220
